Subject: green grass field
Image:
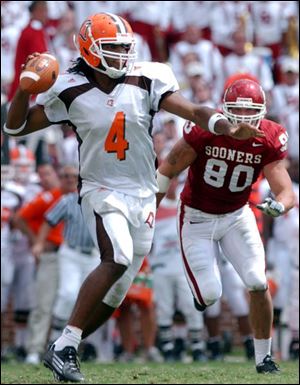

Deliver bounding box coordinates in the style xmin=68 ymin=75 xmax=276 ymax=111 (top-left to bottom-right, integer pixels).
xmin=1 ymin=360 xmax=299 ymax=384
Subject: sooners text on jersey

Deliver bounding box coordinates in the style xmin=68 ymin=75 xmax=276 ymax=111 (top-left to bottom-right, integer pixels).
xmin=181 ymin=119 xmax=288 ymax=214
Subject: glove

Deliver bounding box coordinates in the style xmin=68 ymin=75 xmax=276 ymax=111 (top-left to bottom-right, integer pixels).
xmin=256 ymin=197 xmax=285 ymax=218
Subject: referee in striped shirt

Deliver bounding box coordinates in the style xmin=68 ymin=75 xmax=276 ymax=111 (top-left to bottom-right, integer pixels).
xmin=32 ymin=171 xmax=99 ymax=342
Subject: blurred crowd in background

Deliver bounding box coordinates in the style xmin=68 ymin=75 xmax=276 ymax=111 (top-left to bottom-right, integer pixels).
xmin=1 ymin=1 xmax=299 ymax=365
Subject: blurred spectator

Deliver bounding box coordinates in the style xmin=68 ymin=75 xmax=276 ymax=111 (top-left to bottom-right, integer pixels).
xmin=53 ymin=20 xmax=78 ymax=72
xmin=271 ymin=57 xmax=299 ymax=161
xmin=1 ymin=1 xmax=30 ymax=30
xmin=250 ymin=1 xmax=297 ymax=61
xmin=182 ymin=74 xmax=215 ymax=108
xmin=13 ymin=163 xmax=63 ymax=364
xmin=134 ymin=33 xmax=152 ymax=62
xmin=285 ymin=158 xmax=299 ymax=361
xmin=209 ymin=1 xmax=253 ymax=56
xmin=204 ymin=252 xmax=254 ymax=361
xmin=115 ymin=259 xmax=162 ymax=363
xmin=222 ymin=28 xmax=274 ymax=94
xmin=270 ymin=57 xmax=299 ymax=121
xmin=153 ymin=131 xmax=168 ymax=163
xmin=260 ymin=158 xmax=299 ymax=361
xmin=59 ymin=125 xmax=79 ymax=168
xmin=45 ymin=1 xmax=70 ymax=41
xmin=119 ymin=1 xmax=171 ymax=62
xmin=30 ymin=173 xmax=100 ymax=360
xmin=70 ymin=1 xmax=118 ymax=30
xmin=1 ymin=1 xmax=29 ymax=95
xmin=167 ymin=2 xmax=213 ymax=47
xmin=284 ymin=109 xmax=299 ymax=162
xmin=170 ymin=2 xmax=213 ymax=37
xmin=250 ymin=1 xmax=298 ymax=82
xmin=149 ymin=177 xmax=206 ymax=362
xmin=169 ymin=25 xmax=224 ymax=103
xmin=1 ymin=145 xmax=42 ymax=362
xmin=1 ymin=181 xmax=27 ymax=361
xmin=8 ymin=1 xmax=50 ymax=101
xmin=170 ymin=51 xmax=201 ymax=90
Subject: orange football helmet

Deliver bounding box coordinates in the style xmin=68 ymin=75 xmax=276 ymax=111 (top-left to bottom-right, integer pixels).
xmin=75 ymin=13 xmax=136 ymax=79
xmin=223 ymin=79 xmax=266 ymax=128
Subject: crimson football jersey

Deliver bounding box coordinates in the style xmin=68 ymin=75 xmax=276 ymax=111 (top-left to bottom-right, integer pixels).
xmin=180 ymin=119 xmax=288 ymax=214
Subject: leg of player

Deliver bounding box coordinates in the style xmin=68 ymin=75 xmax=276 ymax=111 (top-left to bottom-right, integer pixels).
xmin=43 ymin=211 xmax=132 ymax=382
xmin=249 ymin=289 xmax=280 ymax=373
xmin=221 ymin=207 xmax=280 ymax=374
xmin=44 ymin=266 xmax=126 ymax=381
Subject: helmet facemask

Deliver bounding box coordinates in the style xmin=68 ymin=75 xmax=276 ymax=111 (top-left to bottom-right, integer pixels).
xmin=223 ymin=96 xmax=266 ymax=128
xmin=222 ymin=79 xmax=267 ymax=128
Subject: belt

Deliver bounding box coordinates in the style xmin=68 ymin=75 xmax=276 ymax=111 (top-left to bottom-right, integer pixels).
xmin=67 ymin=244 xmax=94 ymax=255
xmin=44 ymin=241 xmax=60 ymax=252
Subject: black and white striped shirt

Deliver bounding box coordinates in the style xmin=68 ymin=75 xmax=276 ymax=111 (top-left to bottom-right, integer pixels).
xmin=45 ymin=192 xmax=94 ymax=252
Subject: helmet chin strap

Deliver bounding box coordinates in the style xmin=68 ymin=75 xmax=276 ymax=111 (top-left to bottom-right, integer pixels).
xmin=95 ymin=63 xmax=126 ymax=79
xmin=229 ymin=116 xmax=261 ymax=129
xmin=97 ymin=55 xmax=127 ymax=79
xmin=82 ymin=56 xmax=127 ymax=79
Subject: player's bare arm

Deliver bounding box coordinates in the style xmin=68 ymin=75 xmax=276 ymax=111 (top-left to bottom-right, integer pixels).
xmin=5 ymin=89 xmax=51 ymax=136
xmin=262 ymin=160 xmax=296 ymax=211
xmin=161 ymin=91 xmax=265 ymax=140
xmin=4 ymin=52 xmax=52 ymax=136
xmin=156 ymin=138 xmax=197 ymax=208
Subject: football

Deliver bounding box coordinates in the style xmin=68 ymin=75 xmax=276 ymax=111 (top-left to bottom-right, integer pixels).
xmin=19 ymin=53 xmax=59 ymax=94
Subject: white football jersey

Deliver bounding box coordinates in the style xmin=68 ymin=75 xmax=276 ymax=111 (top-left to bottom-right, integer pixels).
xmin=37 ymin=62 xmax=179 ymax=198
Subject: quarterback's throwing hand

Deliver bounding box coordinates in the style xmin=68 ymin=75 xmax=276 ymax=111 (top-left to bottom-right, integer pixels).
xmin=256 ymin=197 xmax=285 ymax=217
xmin=229 ymin=122 xmax=266 ymax=140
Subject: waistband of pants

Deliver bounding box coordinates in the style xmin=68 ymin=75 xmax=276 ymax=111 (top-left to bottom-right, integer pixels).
xmin=66 ymin=243 xmax=95 ymax=255
xmin=44 ymin=241 xmax=60 ymax=252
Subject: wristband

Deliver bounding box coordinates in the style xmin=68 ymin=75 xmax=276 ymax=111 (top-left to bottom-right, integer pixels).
xmin=156 ymin=170 xmax=171 ymax=193
xmin=3 ymin=121 xmax=27 ymax=135
xmin=208 ymin=113 xmax=228 ymax=135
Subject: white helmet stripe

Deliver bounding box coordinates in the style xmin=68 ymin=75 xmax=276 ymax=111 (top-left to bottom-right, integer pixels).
xmin=105 ymin=12 xmax=127 ymax=34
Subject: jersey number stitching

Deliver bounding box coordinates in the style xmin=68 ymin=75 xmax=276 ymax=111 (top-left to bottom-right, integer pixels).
xmin=204 ymin=159 xmax=254 ymax=192
xmin=104 ymin=112 xmax=129 ymax=161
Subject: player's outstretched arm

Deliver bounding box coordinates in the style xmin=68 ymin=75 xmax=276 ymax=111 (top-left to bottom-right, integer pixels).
xmin=161 ymin=91 xmax=265 ymax=140
xmin=156 ymin=138 xmax=197 ymax=207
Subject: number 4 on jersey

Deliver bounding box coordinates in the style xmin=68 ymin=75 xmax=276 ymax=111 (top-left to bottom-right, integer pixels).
xmin=104 ymin=112 xmax=129 ymax=160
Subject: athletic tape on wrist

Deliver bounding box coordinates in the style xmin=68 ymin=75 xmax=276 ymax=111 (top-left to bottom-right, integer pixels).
xmin=156 ymin=170 xmax=171 ymax=193
xmin=208 ymin=113 xmax=228 ymax=135
xmin=3 ymin=121 xmax=27 ymax=135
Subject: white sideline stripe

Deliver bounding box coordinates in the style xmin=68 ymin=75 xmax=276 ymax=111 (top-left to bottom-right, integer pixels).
xmin=20 ymin=71 xmax=40 ymax=81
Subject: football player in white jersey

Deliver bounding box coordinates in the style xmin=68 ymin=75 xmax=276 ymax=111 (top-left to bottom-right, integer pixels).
xmin=4 ymin=13 xmax=265 ymax=382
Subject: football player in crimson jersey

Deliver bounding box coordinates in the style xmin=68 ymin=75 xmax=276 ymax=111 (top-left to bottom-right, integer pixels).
xmin=5 ymin=13 xmax=265 ymax=382
xmin=156 ymin=79 xmax=296 ymax=374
